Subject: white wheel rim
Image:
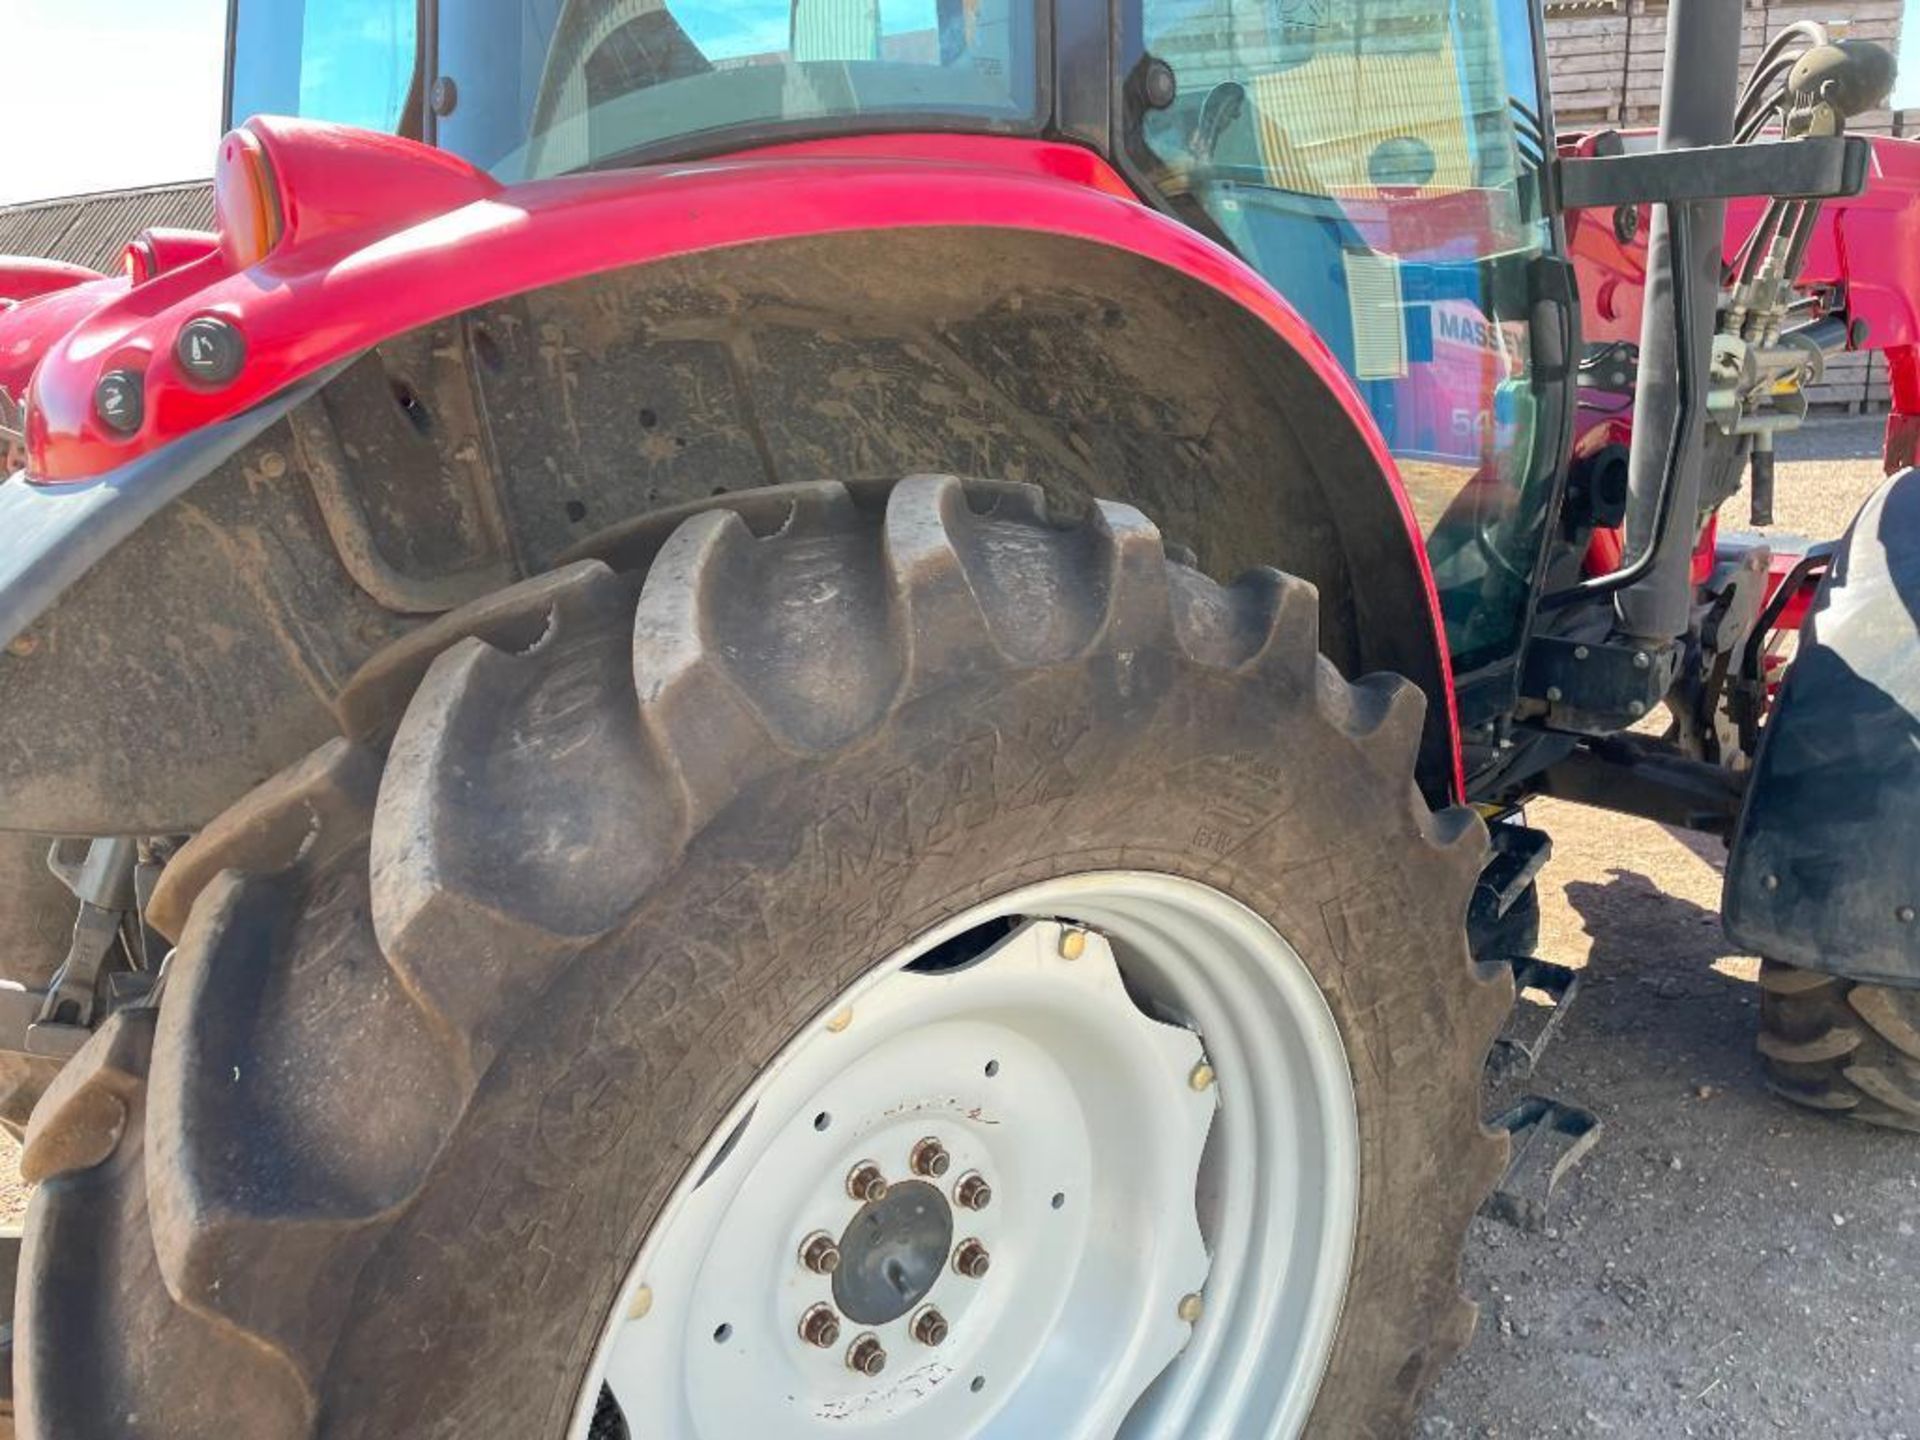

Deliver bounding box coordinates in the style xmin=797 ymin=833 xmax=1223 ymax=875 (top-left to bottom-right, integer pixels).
xmin=574 ymin=872 xmax=1359 ymax=1439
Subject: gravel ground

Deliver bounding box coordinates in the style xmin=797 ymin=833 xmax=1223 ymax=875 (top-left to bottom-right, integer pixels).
xmin=0 ymin=420 xmax=1905 ymax=1431
xmin=1422 ymin=415 xmax=1918 ymax=1438
xmin=0 ymin=1135 xmax=18 ymax=1230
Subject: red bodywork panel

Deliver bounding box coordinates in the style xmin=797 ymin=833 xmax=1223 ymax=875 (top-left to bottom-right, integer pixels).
xmin=0 ymin=257 xmax=100 ymax=307
xmin=1759 ymin=546 xmax=1820 ymax=634
xmin=126 ymin=228 xmax=221 ymax=285
xmin=26 ymin=121 xmax=1371 ymax=480
xmin=0 ymin=276 xmax=130 ymax=405
xmin=16 ymin=119 xmax=1464 ymax=796
xmin=23 ymin=124 xmax=1199 ymax=481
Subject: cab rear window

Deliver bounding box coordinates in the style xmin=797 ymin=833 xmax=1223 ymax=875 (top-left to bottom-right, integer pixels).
xmin=230 ymin=0 xmax=1043 ymax=182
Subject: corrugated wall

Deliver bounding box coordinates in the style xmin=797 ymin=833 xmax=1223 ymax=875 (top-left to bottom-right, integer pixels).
xmin=0 ymin=181 xmax=214 ymax=276
xmin=1546 ymin=0 xmax=1911 ymax=411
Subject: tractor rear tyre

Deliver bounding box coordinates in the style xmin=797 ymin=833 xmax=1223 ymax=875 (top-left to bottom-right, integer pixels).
xmin=17 ymin=476 xmax=1507 ymax=1439
xmin=1758 ymin=959 xmax=1920 ymax=1132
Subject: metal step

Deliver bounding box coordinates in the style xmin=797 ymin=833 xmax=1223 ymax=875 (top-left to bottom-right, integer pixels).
xmin=1468 ymin=822 xmax=1551 ymax=964
xmin=1480 ymin=1095 xmax=1603 ymax=1232
xmin=1472 ymin=823 xmax=1552 ymax=922
xmin=1488 ymin=954 xmax=1584 ymax=1080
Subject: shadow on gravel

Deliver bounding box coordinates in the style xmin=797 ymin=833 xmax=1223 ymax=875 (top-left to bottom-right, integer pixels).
xmin=1427 ymin=857 xmax=1920 ymax=1439
xmin=1558 ymin=867 xmax=1762 ymax=1083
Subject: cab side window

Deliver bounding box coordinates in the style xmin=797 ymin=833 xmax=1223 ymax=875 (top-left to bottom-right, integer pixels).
xmin=1132 ymin=0 xmax=1561 ymax=674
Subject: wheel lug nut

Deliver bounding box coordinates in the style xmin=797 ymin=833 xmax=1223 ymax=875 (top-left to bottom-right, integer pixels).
xmin=846 ymin=1333 xmax=887 ymax=1376
xmin=954 ymin=1171 xmax=992 ymax=1210
xmin=911 ymin=1306 xmax=949 ymax=1347
xmin=799 ymin=1303 xmax=841 ymax=1348
xmin=800 ymin=1231 xmax=841 ymax=1275
xmin=847 ymin=1162 xmax=889 ymax=1203
xmin=953 ymin=1238 xmax=991 ymax=1279
xmin=910 ymin=1137 xmax=951 ymax=1178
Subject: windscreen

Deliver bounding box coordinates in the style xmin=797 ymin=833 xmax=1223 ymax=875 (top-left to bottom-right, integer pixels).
xmin=229 ymin=0 xmax=1041 ymax=182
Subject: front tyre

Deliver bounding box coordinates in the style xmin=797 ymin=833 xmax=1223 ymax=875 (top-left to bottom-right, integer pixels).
xmin=20 ymin=476 xmax=1507 ymax=1439
xmin=1758 ymin=960 xmax=1920 ymax=1131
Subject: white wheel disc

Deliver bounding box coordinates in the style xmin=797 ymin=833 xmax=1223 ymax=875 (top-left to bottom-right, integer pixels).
xmin=574 ymin=872 xmax=1359 ymax=1439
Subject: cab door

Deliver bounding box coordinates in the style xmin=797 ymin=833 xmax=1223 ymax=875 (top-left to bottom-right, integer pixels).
xmin=1124 ymin=0 xmax=1572 ymax=697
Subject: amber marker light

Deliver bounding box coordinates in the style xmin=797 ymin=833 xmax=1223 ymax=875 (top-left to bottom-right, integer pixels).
xmin=214 ymin=128 xmax=284 ymax=269
xmin=122 ymin=239 xmax=156 ymax=285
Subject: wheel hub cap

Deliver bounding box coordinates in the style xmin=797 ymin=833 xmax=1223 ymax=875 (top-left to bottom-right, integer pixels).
xmin=833 ymin=1181 xmax=954 ymax=1325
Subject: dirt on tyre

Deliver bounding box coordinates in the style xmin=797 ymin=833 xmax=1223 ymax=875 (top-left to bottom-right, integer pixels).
xmin=18 ymin=475 xmax=1508 ymax=1439
xmin=1758 ymin=959 xmax=1920 ymax=1132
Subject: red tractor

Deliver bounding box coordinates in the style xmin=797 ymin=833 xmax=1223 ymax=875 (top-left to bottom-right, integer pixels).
xmin=0 ymin=1 xmax=1912 ymax=1435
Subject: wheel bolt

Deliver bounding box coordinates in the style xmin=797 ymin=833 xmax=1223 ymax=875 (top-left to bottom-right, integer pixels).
xmin=847 ymin=1162 xmax=889 ymax=1203
xmin=954 ymin=1171 xmax=992 ymax=1210
xmin=953 ymin=1238 xmax=991 ymax=1279
xmin=799 ymin=1303 xmax=841 ymax=1348
xmin=911 ymin=1306 xmax=949 ymax=1347
xmin=800 ymin=1231 xmax=841 ymax=1275
xmin=910 ymin=1136 xmax=952 ymax=1178
xmin=846 ymin=1333 xmax=887 ymax=1376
